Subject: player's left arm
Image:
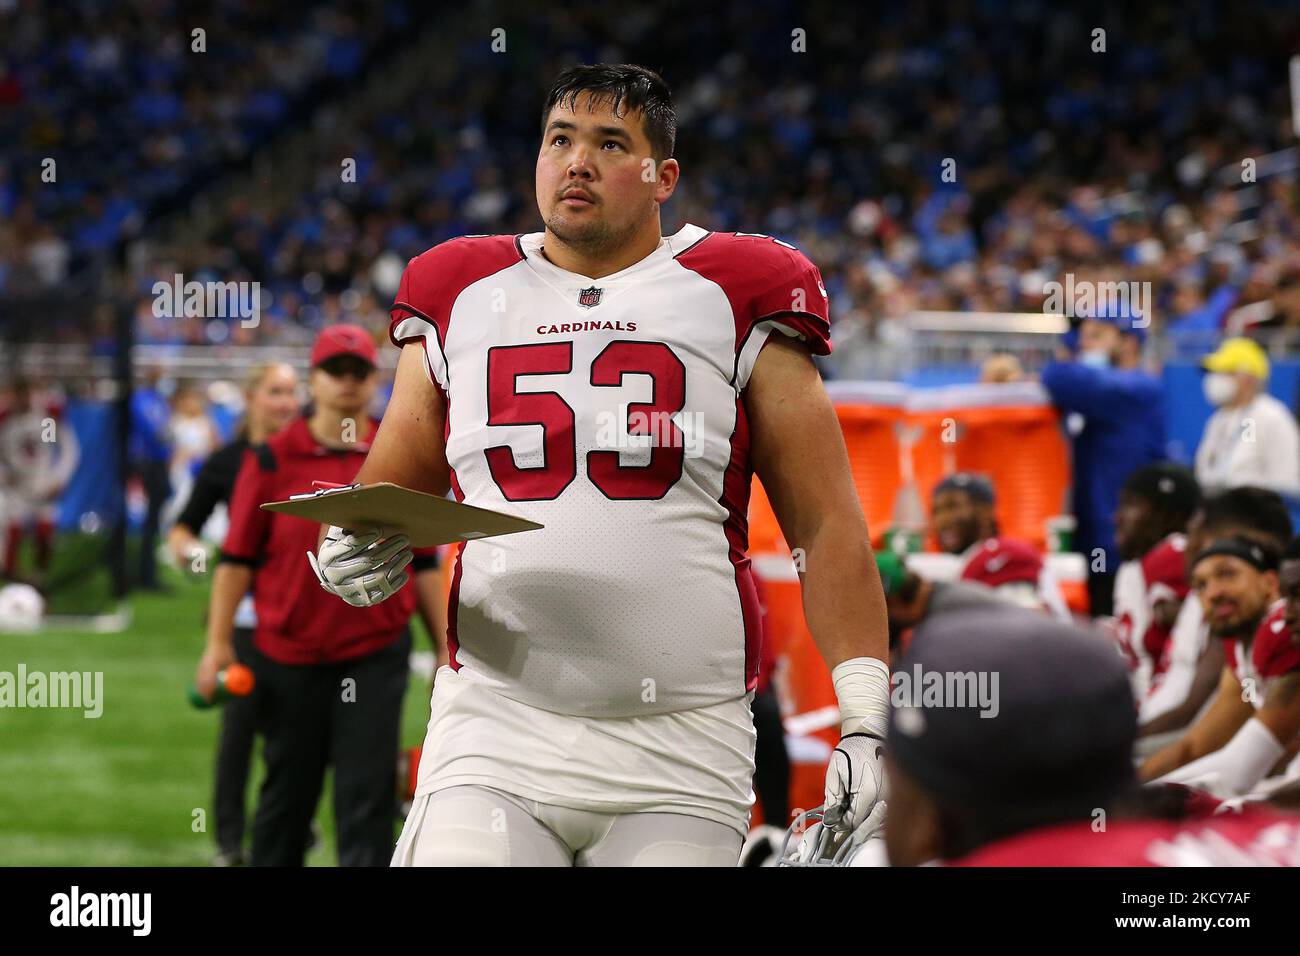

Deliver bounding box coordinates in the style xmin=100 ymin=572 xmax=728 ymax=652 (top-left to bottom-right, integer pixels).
xmin=746 ymin=334 xmax=890 ymax=838
xmin=1155 ymin=671 xmax=1300 ymax=796
xmin=746 ymin=336 xmax=888 ymax=668
xmin=1257 ymin=671 xmax=1300 ymax=748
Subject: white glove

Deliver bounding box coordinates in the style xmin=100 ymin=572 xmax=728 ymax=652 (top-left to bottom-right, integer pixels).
xmin=307 ymin=525 xmax=413 ymax=608
xmin=825 ymin=656 xmax=891 ymax=846
xmin=823 ymin=732 xmax=888 ymax=845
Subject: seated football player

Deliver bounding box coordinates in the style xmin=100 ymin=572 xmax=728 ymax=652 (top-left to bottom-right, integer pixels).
xmin=1138 ymin=486 xmax=1293 ymax=740
xmin=884 ymin=606 xmax=1300 ymax=866
xmin=874 ymin=550 xmax=1030 ymax=660
xmin=929 ymin=472 xmax=1069 ymax=620
xmin=1110 ymin=462 xmax=1200 ymax=702
xmin=1139 ymin=537 xmax=1300 ymax=797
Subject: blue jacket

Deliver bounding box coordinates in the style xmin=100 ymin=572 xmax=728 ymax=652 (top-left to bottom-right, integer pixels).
xmin=129 ymin=388 xmax=172 ymax=464
xmin=1041 ymin=361 xmax=1166 ymax=564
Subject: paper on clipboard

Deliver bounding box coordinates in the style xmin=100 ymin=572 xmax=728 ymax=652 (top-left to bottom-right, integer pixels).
xmin=260 ymin=482 xmax=542 ymax=547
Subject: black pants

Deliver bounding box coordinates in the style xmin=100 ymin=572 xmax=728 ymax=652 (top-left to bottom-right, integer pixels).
xmin=250 ymin=629 xmax=411 ymax=867
xmin=214 ymin=626 xmax=258 ymax=856
xmin=1087 ymin=563 xmax=1116 ymax=618
xmin=751 ymin=686 xmax=790 ymax=829
xmin=135 ymin=458 xmax=170 ymax=588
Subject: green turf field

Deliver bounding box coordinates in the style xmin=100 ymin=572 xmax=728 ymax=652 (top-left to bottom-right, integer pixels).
xmin=0 ymin=563 xmax=434 ymax=866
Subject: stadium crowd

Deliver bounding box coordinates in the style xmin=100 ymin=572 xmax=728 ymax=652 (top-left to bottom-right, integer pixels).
xmin=4 ymin=2 xmax=1300 ymax=364
xmin=0 ymin=0 xmax=417 ymax=296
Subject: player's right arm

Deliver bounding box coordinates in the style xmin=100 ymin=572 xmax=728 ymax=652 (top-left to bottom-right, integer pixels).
xmin=315 ymin=343 xmax=450 ymax=554
xmin=1138 ymin=639 xmax=1225 ymax=737
xmin=1139 ymin=666 xmax=1254 ymax=781
xmin=351 ymin=343 xmax=450 ymax=495
xmin=309 ymin=343 xmax=451 ymax=607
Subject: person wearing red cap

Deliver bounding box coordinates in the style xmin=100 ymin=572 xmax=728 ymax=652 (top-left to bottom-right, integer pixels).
xmin=194 ymin=324 xmax=444 ymax=866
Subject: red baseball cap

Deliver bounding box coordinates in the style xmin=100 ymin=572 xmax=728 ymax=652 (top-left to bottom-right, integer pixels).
xmin=311 ymin=324 xmax=377 ymax=368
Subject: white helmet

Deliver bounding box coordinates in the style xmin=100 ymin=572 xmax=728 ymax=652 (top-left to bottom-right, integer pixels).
xmin=737 ymin=824 xmax=786 ymax=867
xmin=776 ymin=805 xmax=887 ymax=867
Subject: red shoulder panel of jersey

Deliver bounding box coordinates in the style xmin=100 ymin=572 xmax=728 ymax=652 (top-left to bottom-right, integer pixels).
xmin=389 ymin=235 xmax=525 ymax=349
xmin=674 ymin=231 xmax=832 ymax=357
xmin=1223 ymin=637 xmax=1242 ymax=681
xmin=949 ymin=810 xmax=1300 ymax=866
xmin=1141 ymin=535 xmax=1189 ymax=599
xmin=959 ymin=536 xmax=1043 ymax=587
xmin=1251 ymin=602 xmax=1300 ymax=678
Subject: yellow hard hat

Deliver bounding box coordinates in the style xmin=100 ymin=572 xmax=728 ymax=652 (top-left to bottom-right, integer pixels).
xmin=1201 ymin=337 xmax=1269 ymax=380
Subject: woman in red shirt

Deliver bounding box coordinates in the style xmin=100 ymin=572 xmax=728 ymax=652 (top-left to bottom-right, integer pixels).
xmin=195 ymin=325 xmax=443 ymax=866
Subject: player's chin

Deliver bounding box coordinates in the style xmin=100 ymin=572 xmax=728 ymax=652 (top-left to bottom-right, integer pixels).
xmin=548 ymin=214 xmax=604 ymax=242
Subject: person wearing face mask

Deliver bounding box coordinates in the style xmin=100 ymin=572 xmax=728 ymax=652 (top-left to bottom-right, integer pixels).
xmin=1040 ymin=310 xmax=1166 ymax=617
xmin=1194 ymin=337 xmax=1300 ymax=496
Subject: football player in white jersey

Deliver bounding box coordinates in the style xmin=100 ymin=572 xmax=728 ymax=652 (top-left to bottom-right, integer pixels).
xmin=1140 ymin=537 xmax=1300 ymax=796
xmin=309 ymin=64 xmax=890 ymax=866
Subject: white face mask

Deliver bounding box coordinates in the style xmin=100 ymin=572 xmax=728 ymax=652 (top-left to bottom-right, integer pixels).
xmin=1203 ymin=372 xmax=1238 ymax=407
xmin=1078 ymin=349 xmax=1111 ymax=369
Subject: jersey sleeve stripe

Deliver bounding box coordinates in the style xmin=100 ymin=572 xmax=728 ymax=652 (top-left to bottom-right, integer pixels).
xmin=391 ymin=307 xmax=450 ymax=389
xmin=733 ymin=312 xmax=831 ymax=390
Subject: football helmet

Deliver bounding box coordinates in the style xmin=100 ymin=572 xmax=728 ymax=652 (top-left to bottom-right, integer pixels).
xmin=776 ymin=805 xmax=886 ymax=867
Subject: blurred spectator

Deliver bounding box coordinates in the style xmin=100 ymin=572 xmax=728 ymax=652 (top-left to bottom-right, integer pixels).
xmin=0 ymin=376 xmax=79 ymax=589
xmin=165 ymin=383 xmax=220 ymax=527
xmin=1041 ymin=314 xmax=1165 ymax=616
xmin=1195 ymin=338 xmax=1300 ymax=495
xmin=168 ymin=361 xmax=301 ymax=867
xmin=979 ymin=353 xmax=1024 ymax=384
xmin=127 ymin=366 xmax=172 ymax=590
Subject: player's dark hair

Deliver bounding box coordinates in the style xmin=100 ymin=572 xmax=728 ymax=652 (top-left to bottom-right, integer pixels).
xmin=1284 ymin=535 xmax=1300 ymax=563
xmin=1200 ymin=486 xmax=1293 ymax=550
xmin=541 ymin=63 xmax=676 ymax=160
xmin=932 ymin=472 xmax=995 ymax=507
xmin=1121 ymin=462 xmax=1200 ymax=530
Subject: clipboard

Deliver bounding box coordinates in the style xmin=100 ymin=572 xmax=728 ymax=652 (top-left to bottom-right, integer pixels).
xmin=260 ymin=481 xmax=543 ymax=547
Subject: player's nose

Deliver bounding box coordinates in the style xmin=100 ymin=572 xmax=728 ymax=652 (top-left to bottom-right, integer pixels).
xmin=566 ymin=150 xmax=596 ymax=178
xmin=566 ymin=161 xmax=594 ymax=181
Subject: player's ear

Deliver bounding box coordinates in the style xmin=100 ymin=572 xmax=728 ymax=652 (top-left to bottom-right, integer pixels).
xmin=653 ymin=158 xmax=680 ymax=205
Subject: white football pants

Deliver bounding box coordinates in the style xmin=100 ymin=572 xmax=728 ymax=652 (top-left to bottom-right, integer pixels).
xmin=392 ymin=785 xmax=742 ymax=866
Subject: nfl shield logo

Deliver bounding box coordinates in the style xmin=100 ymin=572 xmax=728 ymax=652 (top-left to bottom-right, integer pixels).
xmin=578 ymin=286 xmax=603 ymax=308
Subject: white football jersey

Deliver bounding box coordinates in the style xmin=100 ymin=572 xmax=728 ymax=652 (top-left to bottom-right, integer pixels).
xmin=390 ymin=224 xmax=831 ymax=718
xmin=1137 ymin=596 xmax=1207 ymax=726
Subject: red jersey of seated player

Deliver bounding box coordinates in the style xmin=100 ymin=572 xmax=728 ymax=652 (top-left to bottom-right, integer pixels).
xmin=949 ymin=808 xmax=1300 ymax=866
xmin=1114 ymin=533 xmax=1191 ymax=691
xmin=959 ymin=536 xmax=1069 ymax=620
xmin=1225 ymin=600 xmax=1300 ymax=710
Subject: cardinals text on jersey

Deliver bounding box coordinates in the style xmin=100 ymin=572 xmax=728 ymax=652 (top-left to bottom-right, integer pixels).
xmin=389 ymin=224 xmax=831 ymax=718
